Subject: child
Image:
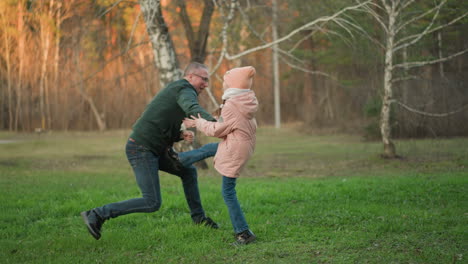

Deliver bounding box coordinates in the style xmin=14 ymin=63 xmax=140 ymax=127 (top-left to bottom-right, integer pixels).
xmin=184 ymin=66 xmax=258 ymax=245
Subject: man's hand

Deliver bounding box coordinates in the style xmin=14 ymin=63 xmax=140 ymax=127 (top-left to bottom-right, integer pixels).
xmin=181 ymin=130 xmax=195 ymax=143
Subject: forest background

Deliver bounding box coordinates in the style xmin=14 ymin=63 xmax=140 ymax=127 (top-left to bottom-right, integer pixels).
xmin=0 ymin=0 xmax=467 ymax=142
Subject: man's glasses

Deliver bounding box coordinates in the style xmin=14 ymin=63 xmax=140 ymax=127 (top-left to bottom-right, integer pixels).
xmin=192 ymin=73 xmax=209 ymax=83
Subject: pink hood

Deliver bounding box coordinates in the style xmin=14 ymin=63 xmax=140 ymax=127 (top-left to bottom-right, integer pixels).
xmin=223 ymin=66 xmax=256 ymax=90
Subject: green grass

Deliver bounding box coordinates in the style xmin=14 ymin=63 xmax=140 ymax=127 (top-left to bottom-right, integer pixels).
xmin=0 ymin=127 xmax=466 ymax=263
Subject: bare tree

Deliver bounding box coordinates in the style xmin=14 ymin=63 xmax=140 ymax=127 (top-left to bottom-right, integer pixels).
xmin=360 ymin=0 xmax=468 ymax=158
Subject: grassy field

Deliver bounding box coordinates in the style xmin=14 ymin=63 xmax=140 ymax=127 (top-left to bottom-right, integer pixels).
xmin=0 ymin=127 xmax=466 ymax=263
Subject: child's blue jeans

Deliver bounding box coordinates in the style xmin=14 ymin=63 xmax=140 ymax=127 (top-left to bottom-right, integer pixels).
xmin=222 ymin=176 xmax=249 ymax=234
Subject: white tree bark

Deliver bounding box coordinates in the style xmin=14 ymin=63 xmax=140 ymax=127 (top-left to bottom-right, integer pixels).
xmin=380 ymin=1 xmax=397 ymax=158
xmin=139 ymin=0 xmax=181 ymax=87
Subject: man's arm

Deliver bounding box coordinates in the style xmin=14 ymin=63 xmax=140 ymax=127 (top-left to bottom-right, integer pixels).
xmin=177 ymin=88 xmax=216 ymax=122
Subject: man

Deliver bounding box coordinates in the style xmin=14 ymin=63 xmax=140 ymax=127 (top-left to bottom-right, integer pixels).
xmin=81 ymin=62 xmax=218 ymax=240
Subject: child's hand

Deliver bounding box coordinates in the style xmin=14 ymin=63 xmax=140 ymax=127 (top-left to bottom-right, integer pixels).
xmin=190 ymin=113 xmax=204 ymax=120
xmin=183 ymin=118 xmax=196 ymax=128
xmin=183 ymin=114 xmax=205 ymax=128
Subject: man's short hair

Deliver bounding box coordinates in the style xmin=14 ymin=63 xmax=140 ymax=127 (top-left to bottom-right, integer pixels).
xmin=184 ymin=62 xmax=208 ymax=76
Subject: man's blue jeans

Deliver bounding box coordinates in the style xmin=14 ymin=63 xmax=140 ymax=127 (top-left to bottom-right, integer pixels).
xmin=222 ymin=176 xmax=249 ymax=234
xmin=94 ymin=140 xmax=218 ymax=222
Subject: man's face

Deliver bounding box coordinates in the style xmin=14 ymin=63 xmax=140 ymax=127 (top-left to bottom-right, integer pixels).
xmin=188 ymin=69 xmax=210 ymax=94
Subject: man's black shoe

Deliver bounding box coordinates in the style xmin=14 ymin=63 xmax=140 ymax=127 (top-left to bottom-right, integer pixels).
xmin=81 ymin=210 xmax=104 ymax=240
xmin=234 ymin=229 xmax=256 ymax=245
xmin=195 ymin=216 xmax=219 ymax=229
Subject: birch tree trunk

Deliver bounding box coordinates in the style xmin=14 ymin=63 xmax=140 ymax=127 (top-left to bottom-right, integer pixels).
xmin=139 ymin=0 xmax=181 ymax=87
xmin=380 ymin=2 xmax=397 ymax=158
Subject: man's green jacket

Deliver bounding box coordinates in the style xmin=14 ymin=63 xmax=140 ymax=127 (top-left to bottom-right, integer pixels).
xmin=130 ymin=79 xmax=215 ymax=155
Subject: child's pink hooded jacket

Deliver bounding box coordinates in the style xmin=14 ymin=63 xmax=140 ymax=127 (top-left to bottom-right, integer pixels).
xmin=195 ymin=66 xmax=258 ymax=178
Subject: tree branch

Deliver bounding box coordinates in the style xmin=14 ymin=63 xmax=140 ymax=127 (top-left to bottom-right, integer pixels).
xmin=358 ymin=0 xmax=388 ymax=33
xmin=224 ymin=0 xmax=372 ymax=60
xmin=288 ymin=29 xmax=318 ymax=53
xmin=279 ymin=56 xmax=338 ymax=81
xmin=395 ymin=0 xmax=445 ymax=35
xmin=395 ymin=12 xmax=468 ymax=49
xmin=98 ymin=0 xmax=126 ymax=18
xmin=391 ymin=75 xmax=420 ymax=83
xmin=337 ymin=14 xmax=385 ymax=49
xmin=233 ymin=2 xmax=345 ymax=78
xmin=209 ymin=0 xmax=236 ymax=75
xmin=393 ymin=0 xmax=445 ymax=52
xmin=66 ymin=40 xmax=150 ymax=90
xmin=394 ymin=48 xmax=468 ymax=69
xmin=125 ymin=9 xmax=142 ymax=53
xmin=393 ymin=100 xmax=468 ymax=117
xmin=398 ymin=0 xmax=416 ymax=12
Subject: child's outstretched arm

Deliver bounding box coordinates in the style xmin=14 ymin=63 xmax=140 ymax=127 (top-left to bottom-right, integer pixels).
xmin=184 ymin=107 xmax=234 ymax=138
